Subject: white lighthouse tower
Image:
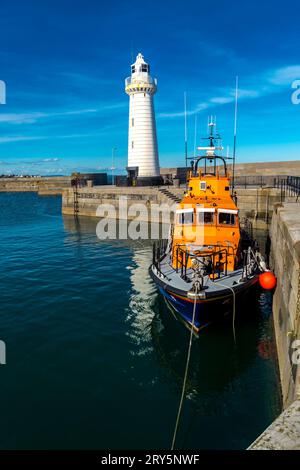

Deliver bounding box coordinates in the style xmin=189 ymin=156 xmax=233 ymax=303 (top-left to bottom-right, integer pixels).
xmin=125 ymin=53 xmax=161 ymax=185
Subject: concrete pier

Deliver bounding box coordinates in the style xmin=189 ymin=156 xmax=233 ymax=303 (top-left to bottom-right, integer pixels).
xmin=0 ymin=176 xmax=71 ymax=195
xmin=249 ymin=202 xmax=300 ymax=449
xmin=62 ymin=186 xmax=183 ymax=221
xmin=249 ymin=399 xmax=300 ymax=449
xmin=61 ymin=186 xmax=282 ymax=225
xmin=269 ymin=202 xmax=300 ymax=407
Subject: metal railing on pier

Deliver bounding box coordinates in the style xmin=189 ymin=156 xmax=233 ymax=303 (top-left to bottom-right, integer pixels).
xmin=233 ymin=175 xmax=300 ymax=203
xmin=234 ymin=175 xmax=281 ymax=188
xmin=274 ymin=176 xmax=300 ymax=201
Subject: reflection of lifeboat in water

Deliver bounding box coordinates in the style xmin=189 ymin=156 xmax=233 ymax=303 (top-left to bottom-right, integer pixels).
xmin=150 ymin=122 xmax=275 ymax=333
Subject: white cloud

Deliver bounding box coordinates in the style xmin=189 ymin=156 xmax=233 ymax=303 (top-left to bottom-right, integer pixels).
xmin=237 ymin=88 xmax=261 ymax=98
xmin=158 ymin=102 xmax=209 ymax=118
xmin=59 ymin=72 xmax=115 ymax=87
xmin=267 ymin=65 xmax=300 ymax=85
xmin=0 ymin=103 xmax=125 ymax=125
xmin=0 ymin=136 xmax=45 ymax=143
xmin=0 ymin=108 xmax=98 ymax=125
xmin=198 ymin=41 xmax=238 ymax=62
xmin=0 ymin=127 xmax=118 ymax=145
xmin=102 ymin=102 xmax=127 ymax=110
xmin=158 ymin=96 xmax=235 ymax=118
xmin=0 ymin=113 xmax=46 ymax=124
xmin=210 ymin=97 xmax=233 ymax=105
xmin=158 ymin=64 xmax=300 ymax=119
xmin=158 ymin=110 xmax=193 ymax=118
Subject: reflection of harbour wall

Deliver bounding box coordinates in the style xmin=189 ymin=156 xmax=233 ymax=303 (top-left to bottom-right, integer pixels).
xmin=62 ymin=214 xmax=162 ymax=248
xmin=0 ymin=340 xmax=6 ymax=365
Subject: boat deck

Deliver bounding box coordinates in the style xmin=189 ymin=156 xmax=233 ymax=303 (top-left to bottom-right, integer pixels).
xmin=157 ymin=254 xmax=247 ymax=294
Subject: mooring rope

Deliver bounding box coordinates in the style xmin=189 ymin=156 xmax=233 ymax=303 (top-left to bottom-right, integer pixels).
xmin=171 ymin=285 xmax=198 ymax=450
xmin=170 ymin=278 xmax=237 ymax=449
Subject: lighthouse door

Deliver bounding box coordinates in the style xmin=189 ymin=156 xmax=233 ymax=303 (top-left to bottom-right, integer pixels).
xmin=127 ymin=166 xmax=139 ymax=186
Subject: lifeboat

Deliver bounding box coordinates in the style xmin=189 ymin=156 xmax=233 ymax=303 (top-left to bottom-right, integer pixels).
xmin=150 ymin=122 xmax=275 ymax=333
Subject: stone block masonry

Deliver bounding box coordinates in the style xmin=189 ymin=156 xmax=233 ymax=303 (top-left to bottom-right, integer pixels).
xmin=249 ymin=202 xmax=300 ymax=450
xmin=269 ymin=202 xmax=300 ymax=407
xmin=62 ymin=186 xmax=183 ymax=222
xmin=249 ymin=399 xmax=300 ymax=449
xmin=0 ymin=176 xmax=71 ymax=194
xmin=62 ymin=186 xmax=282 ymax=225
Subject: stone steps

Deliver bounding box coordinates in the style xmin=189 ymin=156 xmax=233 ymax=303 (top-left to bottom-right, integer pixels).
xmin=158 ymin=188 xmax=183 ymax=204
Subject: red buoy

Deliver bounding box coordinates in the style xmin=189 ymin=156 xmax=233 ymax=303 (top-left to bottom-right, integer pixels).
xmin=259 ymin=271 xmax=277 ymax=290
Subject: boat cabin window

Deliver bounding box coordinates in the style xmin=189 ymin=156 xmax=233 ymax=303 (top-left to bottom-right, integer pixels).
xmin=176 ymin=210 xmax=194 ymax=225
xmin=197 ymin=208 xmax=215 ymax=225
xmin=218 ymin=211 xmax=237 ymax=226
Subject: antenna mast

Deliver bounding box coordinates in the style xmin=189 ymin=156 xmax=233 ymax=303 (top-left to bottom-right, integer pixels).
xmin=130 ymin=40 xmax=134 ymax=63
xmin=193 ymin=113 xmax=197 ymax=158
xmin=184 ymin=92 xmax=188 ymax=186
xmin=232 ymin=76 xmax=238 ymax=193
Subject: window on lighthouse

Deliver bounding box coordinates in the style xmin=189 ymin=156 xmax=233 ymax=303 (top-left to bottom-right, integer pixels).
xmin=131 ymin=141 xmax=134 ymax=149
xmin=131 ymin=118 xmax=134 ymax=127
xmin=131 ymin=65 xmax=135 ymax=73
xmin=141 ymin=64 xmax=148 ymax=72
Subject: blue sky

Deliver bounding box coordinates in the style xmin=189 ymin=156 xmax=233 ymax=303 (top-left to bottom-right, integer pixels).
xmin=0 ymin=0 xmax=299 ymax=175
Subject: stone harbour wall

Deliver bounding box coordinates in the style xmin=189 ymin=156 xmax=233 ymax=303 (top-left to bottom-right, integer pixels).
xmin=0 ymin=176 xmax=71 ymax=194
xmin=269 ymin=202 xmax=300 ymax=407
xmin=62 ymin=186 xmax=282 ymax=225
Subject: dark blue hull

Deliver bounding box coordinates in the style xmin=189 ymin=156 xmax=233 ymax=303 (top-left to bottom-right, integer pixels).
xmin=158 ymin=280 xmax=258 ymax=332
xmin=158 ymin=287 xmax=205 ymax=330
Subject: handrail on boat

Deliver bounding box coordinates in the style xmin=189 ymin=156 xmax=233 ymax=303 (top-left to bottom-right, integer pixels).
xmin=152 ymin=238 xmax=235 ymax=282
xmin=152 ymin=238 xmax=169 ymax=278
xmin=193 ymin=155 xmax=228 ymax=178
xmin=173 ymin=244 xmax=231 ymax=280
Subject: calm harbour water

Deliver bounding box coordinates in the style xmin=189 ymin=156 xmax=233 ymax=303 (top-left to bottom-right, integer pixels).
xmin=0 ymin=192 xmax=281 ymax=450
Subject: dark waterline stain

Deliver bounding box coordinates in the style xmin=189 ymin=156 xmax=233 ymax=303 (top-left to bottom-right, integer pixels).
xmin=0 ymin=192 xmax=281 ymax=449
